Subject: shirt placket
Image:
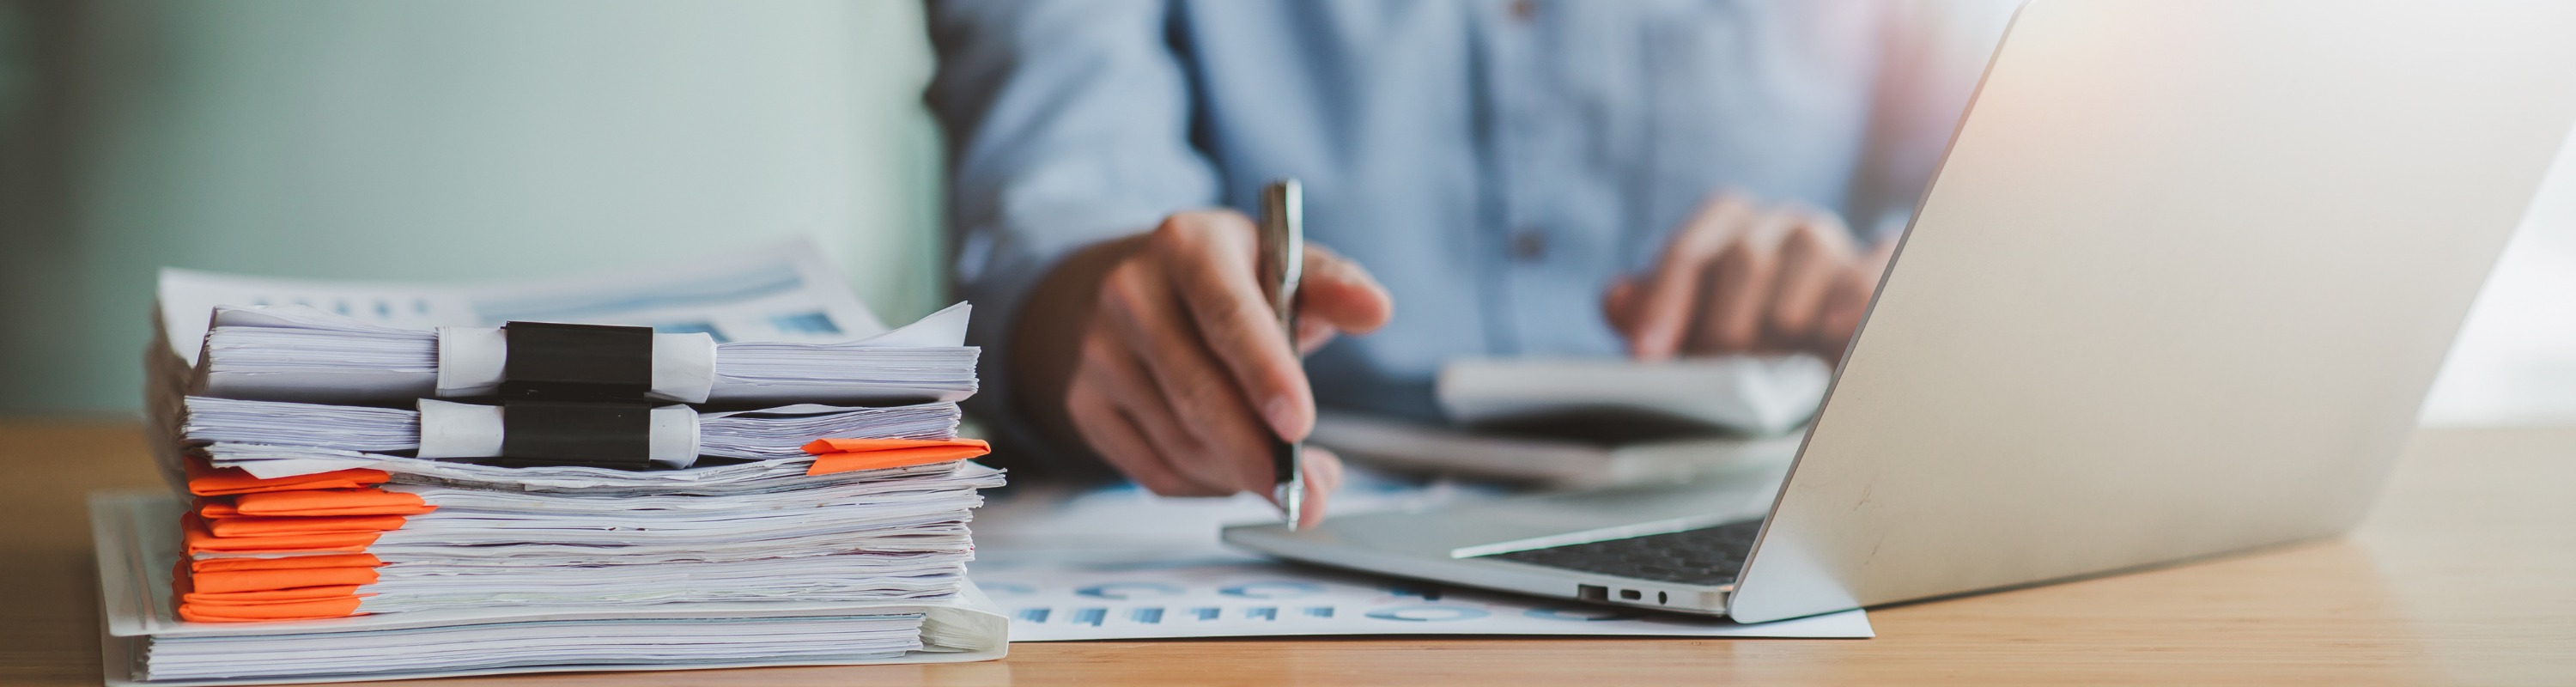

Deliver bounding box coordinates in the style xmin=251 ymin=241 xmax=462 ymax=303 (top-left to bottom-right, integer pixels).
xmin=1483 ymin=0 xmax=1605 ymax=357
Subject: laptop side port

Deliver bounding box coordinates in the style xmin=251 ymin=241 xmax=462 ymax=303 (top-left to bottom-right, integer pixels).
xmin=1577 ymin=584 xmax=1607 ymax=601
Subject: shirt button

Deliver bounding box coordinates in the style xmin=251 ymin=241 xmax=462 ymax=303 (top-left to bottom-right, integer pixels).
xmin=1509 ymin=0 xmax=1537 ymax=22
xmin=1510 ymin=228 xmax=1548 ymax=261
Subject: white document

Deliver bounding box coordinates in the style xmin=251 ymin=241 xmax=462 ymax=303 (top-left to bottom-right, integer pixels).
xmin=969 ymin=476 xmax=1870 ymax=641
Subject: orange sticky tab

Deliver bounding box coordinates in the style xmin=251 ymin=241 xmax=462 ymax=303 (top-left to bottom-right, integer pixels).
xmin=192 ymin=567 xmax=380 ymax=594
xmin=801 ymin=437 xmax=989 ymax=455
xmin=185 ymin=455 xmax=389 ymax=496
xmin=233 ymin=488 xmax=435 ymax=517
xmin=183 ymin=514 xmax=380 ymax=554
xmin=184 ymin=586 xmax=366 ymax=604
xmin=208 ymin=515 xmax=407 ymax=538
xmin=194 ymin=554 xmax=382 ymax=573
xmin=197 ymin=498 xmax=243 ymax=519
xmin=179 ymin=598 xmax=366 ymax=623
xmin=807 ymin=445 xmax=992 ymax=476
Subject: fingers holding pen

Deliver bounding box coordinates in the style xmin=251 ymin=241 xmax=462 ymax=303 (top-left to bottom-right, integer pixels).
xmin=1096 ymin=240 xmax=1280 ymax=493
xmin=1065 ymin=351 xmax=1228 ymax=497
xmin=1300 ymin=245 xmax=1394 ymax=331
xmin=1258 ymin=446 xmax=1346 ymax=531
xmin=1150 ymin=212 xmax=1317 ymax=443
xmin=1288 ymin=246 xmax=1394 ymax=355
xmin=1294 ymin=447 xmax=1345 ymax=531
xmin=1055 ymin=209 xmax=1386 ymax=508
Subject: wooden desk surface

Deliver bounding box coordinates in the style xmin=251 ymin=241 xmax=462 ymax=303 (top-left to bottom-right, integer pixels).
xmin=3 ymin=420 xmax=2570 ymax=686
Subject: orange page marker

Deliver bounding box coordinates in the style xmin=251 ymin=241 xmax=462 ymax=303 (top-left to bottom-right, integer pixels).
xmin=799 ymin=438 xmax=990 ymax=476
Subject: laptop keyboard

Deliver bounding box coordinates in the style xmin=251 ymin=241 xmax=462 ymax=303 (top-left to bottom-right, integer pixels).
xmin=1479 ymin=520 xmax=1764 ymax=586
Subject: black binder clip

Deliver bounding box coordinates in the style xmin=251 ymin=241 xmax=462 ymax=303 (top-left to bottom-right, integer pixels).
xmin=490 ymin=399 xmax=654 ymax=468
xmin=501 ymin=321 xmax=653 ymax=401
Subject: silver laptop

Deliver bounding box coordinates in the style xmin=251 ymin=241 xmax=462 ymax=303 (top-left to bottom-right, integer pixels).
xmin=1226 ymin=0 xmax=2576 ymax=624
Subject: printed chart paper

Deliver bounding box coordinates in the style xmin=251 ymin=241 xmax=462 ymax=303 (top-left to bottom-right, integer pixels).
xmin=968 ymin=477 xmax=1870 ymax=641
xmin=974 ymin=554 xmax=1869 ymax=641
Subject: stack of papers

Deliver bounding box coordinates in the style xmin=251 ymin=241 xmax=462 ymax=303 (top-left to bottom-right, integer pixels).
xmin=173 ymin=453 xmax=1003 ymax=619
xmin=95 ymin=492 xmax=1008 ymax=686
xmin=143 ymin=246 xmax=953 ymax=491
xmin=109 ymin=244 xmax=1012 ymax=684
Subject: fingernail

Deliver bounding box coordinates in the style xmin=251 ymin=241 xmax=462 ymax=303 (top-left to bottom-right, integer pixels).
xmin=1264 ymin=397 xmax=1299 ymax=440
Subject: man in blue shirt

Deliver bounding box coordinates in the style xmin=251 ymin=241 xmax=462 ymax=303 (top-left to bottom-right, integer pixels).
xmin=929 ymin=0 xmax=2012 ymax=526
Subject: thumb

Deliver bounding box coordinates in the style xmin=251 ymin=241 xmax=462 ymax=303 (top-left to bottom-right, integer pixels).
xmin=1297 ymin=245 xmax=1394 ymax=335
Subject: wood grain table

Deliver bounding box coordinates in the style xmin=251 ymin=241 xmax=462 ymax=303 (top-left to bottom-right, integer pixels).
xmin=4 ymin=419 xmax=2570 ymax=686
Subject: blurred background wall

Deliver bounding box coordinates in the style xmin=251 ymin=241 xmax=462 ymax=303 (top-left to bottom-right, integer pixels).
xmin=0 ymin=0 xmax=2570 ymax=426
xmin=0 ymin=0 xmax=946 ymax=413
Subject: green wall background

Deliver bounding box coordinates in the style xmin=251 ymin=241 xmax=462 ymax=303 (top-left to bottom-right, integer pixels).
xmin=0 ymin=0 xmax=948 ymax=413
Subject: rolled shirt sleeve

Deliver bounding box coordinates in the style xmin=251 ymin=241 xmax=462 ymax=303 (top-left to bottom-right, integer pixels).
xmin=928 ymin=0 xmax=1222 ymax=471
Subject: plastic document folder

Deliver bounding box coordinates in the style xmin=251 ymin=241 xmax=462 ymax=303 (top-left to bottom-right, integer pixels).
xmin=94 ymin=491 xmax=1010 ymax=686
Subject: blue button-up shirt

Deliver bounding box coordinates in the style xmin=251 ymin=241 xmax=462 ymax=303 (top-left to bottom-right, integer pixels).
xmin=930 ymin=0 xmax=2010 ymax=458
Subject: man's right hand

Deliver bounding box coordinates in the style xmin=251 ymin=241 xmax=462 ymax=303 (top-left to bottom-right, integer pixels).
xmin=1012 ymin=210 xmax=1393 ymax=528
